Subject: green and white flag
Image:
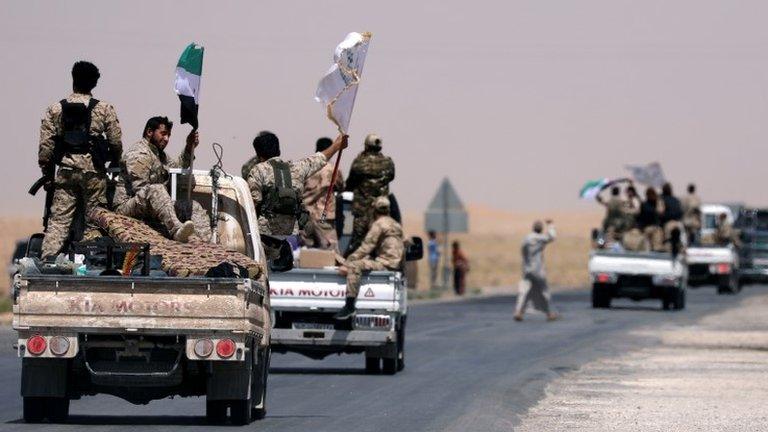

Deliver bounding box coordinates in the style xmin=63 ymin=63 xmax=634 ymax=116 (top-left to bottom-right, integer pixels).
xmin=174 ymin=43 xmax=204 ymax=130
xmin=579 ymin=178 xmax=609 ymax=200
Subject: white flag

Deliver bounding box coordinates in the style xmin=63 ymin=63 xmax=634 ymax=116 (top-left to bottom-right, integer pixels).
xmin=315 ymin=32 xmax=372 ymax=134
xmin=625 ymin=162 xmax=666 ymax=188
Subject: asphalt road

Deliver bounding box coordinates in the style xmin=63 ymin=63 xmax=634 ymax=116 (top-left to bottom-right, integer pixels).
xmin=0 ymin=286 xmax=758 ymax=431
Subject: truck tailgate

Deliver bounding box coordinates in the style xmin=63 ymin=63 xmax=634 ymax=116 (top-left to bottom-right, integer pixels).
xmin=14 ymin=275 xmax=267 ymax=334
xmin=269 ymin=269 xmax=402 ymax=312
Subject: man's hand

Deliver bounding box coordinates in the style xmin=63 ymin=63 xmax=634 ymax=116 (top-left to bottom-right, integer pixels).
xmin=335 ymin=134 xmax=349 ymax=151
xmin=321 ymin=134 xmax=349 ymax=160
xmin=338 ymin=265 xmax=349 ymax=276
xmin=185 ymin=130 xmax=199 ymax=153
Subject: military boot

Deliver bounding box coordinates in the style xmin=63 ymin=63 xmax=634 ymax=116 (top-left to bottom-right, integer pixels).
xmin=333 ymin=296 xmax=356 ymax=320
xmin=172 ymin=221 xmax=196 ymax=243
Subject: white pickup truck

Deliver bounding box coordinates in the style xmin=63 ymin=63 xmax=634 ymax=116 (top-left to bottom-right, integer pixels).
xmin=685 ymin=204 xmax=741 ymax=294
xmin=589 ymin=249 xmax=687 ymax=310
xmin=13 ymin=169 xmax=276 ymax=425
xmin=269 ymin=193 xmax=422 ymax=375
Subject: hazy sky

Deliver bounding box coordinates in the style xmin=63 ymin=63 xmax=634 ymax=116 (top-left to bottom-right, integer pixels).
xmin=3 ymin=1 xmax=768 ymax=217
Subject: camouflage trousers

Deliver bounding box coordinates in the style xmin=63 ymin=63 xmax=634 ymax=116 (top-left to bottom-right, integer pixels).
xmin=41 ymin=168 xmax=106 ymax=258
xmin=345 ymin=258 xmax=386 ymax=298
xmin=300 ymin=217 xmax=339 ymax=252
xmin=115 ymin=184 xmax=182 ymax=236
xmin=345 ymin=213 xmax=371 ymax=256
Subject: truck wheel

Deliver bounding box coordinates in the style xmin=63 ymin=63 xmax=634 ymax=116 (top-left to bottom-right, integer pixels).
xmin=206 ymin=400 xmax=227 ymax=424
xmin=251 ymin=348 xmax=270 ymax=421
xmin=47 ymin=397 xmax=70 ymax=423
xmin=23 ymin=397 xmax=46 ymax=423
xmin=230 ymin=398 xmax=252 ymax=426
xmin=365 ymin=357 xmax=380 ymax=374
xmin=382 ymin=356 xmax=397 ymax=375
xmin=591 ymin=284 xmax=611 ymax=308
xmin=396 ymin=319 xmax=406 ymax=372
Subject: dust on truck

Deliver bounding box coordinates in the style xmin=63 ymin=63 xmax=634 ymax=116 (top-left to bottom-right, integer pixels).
xmin=13 ymin=170 xmax=272 ymax=425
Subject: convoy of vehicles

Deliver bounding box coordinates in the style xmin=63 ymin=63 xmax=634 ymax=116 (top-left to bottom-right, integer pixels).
xmin=736 ymin=208 xmax=768 ymax=284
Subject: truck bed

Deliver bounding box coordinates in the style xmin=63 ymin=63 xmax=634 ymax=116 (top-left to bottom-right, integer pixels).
xmin=14 ymin=274 xmax=267 ymax=335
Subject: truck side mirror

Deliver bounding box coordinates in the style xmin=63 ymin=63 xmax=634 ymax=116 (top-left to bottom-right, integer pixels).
xmin=25 ymin=233 xmax=44 ymax=259
xmin=405 ymin=236 xmax=424 ymax=262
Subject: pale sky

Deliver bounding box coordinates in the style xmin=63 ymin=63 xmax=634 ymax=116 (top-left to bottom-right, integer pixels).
xmin=3 ymin=0 xmax=768 ymax=217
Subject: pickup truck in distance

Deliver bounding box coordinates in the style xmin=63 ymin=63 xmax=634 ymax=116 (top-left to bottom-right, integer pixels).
xmin=13 ymin=169 xmax=272 ymax=425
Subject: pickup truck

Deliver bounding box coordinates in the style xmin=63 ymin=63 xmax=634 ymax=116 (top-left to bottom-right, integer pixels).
xmin=589 ymin=247 xmax=687 ymax=310
xmin=685 ymin=204 xmax=740 ymax=294
xmin=13 ymin=168 xmax=274 ymax=425
xmin=269 ymin=192 xmax=422 ymax=375
xmin=735 ymin=208 xmax=768 ymax=284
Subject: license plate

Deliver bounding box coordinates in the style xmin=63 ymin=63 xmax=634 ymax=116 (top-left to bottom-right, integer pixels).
xmin=292 ymin=322 xmax=334 ymax=331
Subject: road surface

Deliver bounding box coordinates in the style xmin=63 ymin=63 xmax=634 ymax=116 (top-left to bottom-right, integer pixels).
xmin=0 ymin=286 xmax=756 ymax=431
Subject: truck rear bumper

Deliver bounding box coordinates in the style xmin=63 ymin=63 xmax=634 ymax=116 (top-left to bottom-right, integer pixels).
xmin=271 ymin=328 xmax=395 ymax=348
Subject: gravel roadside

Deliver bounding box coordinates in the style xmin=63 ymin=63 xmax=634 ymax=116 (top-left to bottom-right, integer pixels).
xmin=516 ymin=289 xmax=768 ymax=431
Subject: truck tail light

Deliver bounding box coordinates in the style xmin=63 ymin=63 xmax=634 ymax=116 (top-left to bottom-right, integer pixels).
xmin=216 ymin=339 xmax=236 ymax=358
xmin=49 ymin=336 xmax=70 ymax=356
xmin=194 ymin=339 xmax=214 ymax=358
xmin=593 ymin=272 xmax=617 ymax=284
xmin=710 ymin=263 xmax=731 ymax=274
xmin=355 ymin=314 xmax=392 ymax=329
xmin=27 ymin=335 xmax=47 ymax=356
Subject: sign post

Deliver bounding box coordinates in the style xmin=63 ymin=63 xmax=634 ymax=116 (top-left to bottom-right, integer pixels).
xmin=425 ymin=178 xmax=468 ymax=289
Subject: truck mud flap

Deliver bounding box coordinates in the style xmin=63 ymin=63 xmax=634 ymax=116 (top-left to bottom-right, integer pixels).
xmin=207 ymin=351 xmax=252 ymax=400
xmin=21 ymin=358 xmax=68 ymax=397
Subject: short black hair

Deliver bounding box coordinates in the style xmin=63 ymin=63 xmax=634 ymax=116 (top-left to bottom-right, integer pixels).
xmin=611 ymin=186 xmax=620 ymax=196
xmin=71 ymin=61 xmax=100 ymax=92
xmin=662 ymin=182 xmax=673 ymax=196
xmin=315 ymin=137 xmax=332 ymax=152
xmin=687 ymin=183 xmax=696 ymax=194
xmin=253 ymin=131 xmax=280 ymax=159
xmin=143 ymin=116 xmax=173 ymax=138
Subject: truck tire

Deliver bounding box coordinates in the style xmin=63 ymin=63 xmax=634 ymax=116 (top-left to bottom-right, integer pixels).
xmin=717 ymin=273 xmax=738 ymax=295
xmin=230 ymin=398 xmax=252 ymax=426
xmin=382 ymin=357 xmax=397 ymax=375
xmin=396 ymin=319 xmax=406 ymax=372
xmin=365 ymin=357 xmax=380 ymax=374
xmin=23 ymin=397 xmax=46 ymax=423
xmin=591 ymin=284 xmax=611 ymax=308
xmin=251 ymin=348 xmax=270 ymax=421
xmin=206 ymin=400 xmax=227 ymax=424
xmin=47 ymin=397 xmax=70 ymax=423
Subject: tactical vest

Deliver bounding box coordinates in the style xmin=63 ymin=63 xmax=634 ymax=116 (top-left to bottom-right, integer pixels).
xmin=260 ymin=160 xmax=300 ymax=217
xmin=55 ymin=98 xmax=112 ymax=170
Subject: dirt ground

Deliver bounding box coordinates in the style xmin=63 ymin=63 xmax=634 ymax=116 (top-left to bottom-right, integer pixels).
xmin=402 ymin=205 xmax=601 ymax=292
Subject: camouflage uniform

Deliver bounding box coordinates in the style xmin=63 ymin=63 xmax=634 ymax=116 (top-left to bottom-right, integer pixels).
xmin=247 ymin=153 xmax=327 ymax=237
xmin=682 ymin=193 xmax=702 ymax=241
xmin=39 ymin=93 xmax=122 ymax=258
xmin=241 ymin=155 xmax=259 ymax=180
xmin=345 ymin=214 xmax=404 ymax=298
xmin=301 ymin=163 xmax=344 ymax=250
xmin=345 ymin=135 xmax=395 ymax=254
xmin=113 ymin=138 xmax=209 ymax=240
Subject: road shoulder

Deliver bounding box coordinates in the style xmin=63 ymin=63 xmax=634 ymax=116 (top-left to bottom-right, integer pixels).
xmin=516 ymin=290 xmax=768 ymax=431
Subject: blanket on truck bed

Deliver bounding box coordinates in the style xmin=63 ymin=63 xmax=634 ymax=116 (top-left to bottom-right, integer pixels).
xmin=88 ymin=208 xmax=262 ymax=278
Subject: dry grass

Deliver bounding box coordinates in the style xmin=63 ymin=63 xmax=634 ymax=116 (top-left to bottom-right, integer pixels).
xmin=402 ymin=205 xmax=601 ymax=292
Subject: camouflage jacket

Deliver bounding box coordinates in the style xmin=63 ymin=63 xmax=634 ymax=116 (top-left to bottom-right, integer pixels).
xmin=241 ymin=155 xmax=259 ymax=179
xmin=303 ymin=163 xmax=344 ymax=221
xmin=348 ymin=215 xmax=404 ymax=269
xmin=346 ymin=150 xmax=395 ymax=214
xmin=246 ymin=153 xmax=327 ymax=236
xmin=38 ymin=92 xmax=123 ymax=172
xmin=113 ymin=138 xmax=193 ymax=206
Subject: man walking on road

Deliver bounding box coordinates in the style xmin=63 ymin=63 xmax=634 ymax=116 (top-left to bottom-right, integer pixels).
xmin=515 ymin=219 xmax=558 ymax=322
xmin=427 ymin=230 xmax=440 ymax=288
